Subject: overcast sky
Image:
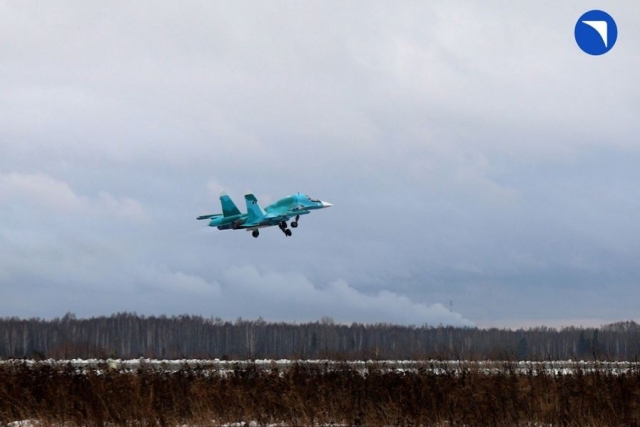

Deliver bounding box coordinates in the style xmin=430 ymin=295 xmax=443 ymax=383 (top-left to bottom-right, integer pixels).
xmin=1 ymin=1 xmax=639 ymax=328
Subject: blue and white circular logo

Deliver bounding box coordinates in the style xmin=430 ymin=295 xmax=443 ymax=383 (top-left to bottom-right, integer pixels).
xmin=575 ymin=10 xmax=617 ymax=55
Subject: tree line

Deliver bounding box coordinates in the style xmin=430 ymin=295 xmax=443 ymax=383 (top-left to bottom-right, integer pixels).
xmin=1 ymin=312 xmax=640 ymax=360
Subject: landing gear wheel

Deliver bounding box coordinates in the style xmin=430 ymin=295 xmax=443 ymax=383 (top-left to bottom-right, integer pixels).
xmin=285 ymin=229 xmax=292 ymax=237
xmin=252 ymin=230 xmax=259 ymax=238
xmin=291 ymin=221 xmax=298 ymax=228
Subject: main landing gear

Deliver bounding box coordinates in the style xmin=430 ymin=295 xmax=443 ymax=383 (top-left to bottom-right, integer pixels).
xmin=279 ymin=221 xmax=293 ymax=237
xmin=253 ymin=217 xmax=300 ymax=238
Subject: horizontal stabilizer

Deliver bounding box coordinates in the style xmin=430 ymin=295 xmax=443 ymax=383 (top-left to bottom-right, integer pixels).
xmin=197 ymin=214 xmax=221 ymax=221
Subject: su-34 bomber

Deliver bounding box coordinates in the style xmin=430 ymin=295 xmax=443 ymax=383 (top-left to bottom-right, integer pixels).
xmin=198 ymin=192 xmax=332 ymax=238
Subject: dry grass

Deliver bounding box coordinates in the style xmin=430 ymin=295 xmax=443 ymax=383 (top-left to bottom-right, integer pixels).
xmin=1 ymin=361 xmax=640 ymax=426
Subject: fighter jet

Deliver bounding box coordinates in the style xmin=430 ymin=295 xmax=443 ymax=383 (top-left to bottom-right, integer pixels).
xmin=197 ymin=192 xmax=332 ymax=238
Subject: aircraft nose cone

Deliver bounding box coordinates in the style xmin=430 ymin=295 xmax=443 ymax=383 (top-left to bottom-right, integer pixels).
xmin=321 ymin=201 xmax=333 ymax=208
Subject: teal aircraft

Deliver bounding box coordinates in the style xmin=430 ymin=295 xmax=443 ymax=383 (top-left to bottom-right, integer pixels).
xmin=197 ymin=193 xmax=332 ymax=237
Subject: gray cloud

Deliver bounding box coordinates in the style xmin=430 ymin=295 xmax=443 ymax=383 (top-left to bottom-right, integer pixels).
xmin=1 ymin=1 xmax=640 ymax=326
xmin=0 ymin=172 xmax=147 ymax=220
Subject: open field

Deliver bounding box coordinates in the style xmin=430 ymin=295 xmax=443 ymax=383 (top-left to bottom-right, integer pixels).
xmin=2 ymin=359 xmax=640 ymax=426
xmin=2 ymin=358 xmax=640 ymax=376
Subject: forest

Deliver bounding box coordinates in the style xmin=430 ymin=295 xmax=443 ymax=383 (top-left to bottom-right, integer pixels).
xmin=2 ymin=313 xmax=640 ymax=360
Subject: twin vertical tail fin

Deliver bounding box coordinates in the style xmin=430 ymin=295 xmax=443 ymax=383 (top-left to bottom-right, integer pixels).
xmin=220 ymin=193 xmax=242 ymax=217
xmin=199 ymin=193 xmax=264 ymax=224
xmin=244 ymin=193 xmax=266 ymax=222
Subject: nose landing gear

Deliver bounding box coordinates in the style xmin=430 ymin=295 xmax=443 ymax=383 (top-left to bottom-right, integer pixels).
xmin=252 ymin=230 xmax=259 ymax=238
